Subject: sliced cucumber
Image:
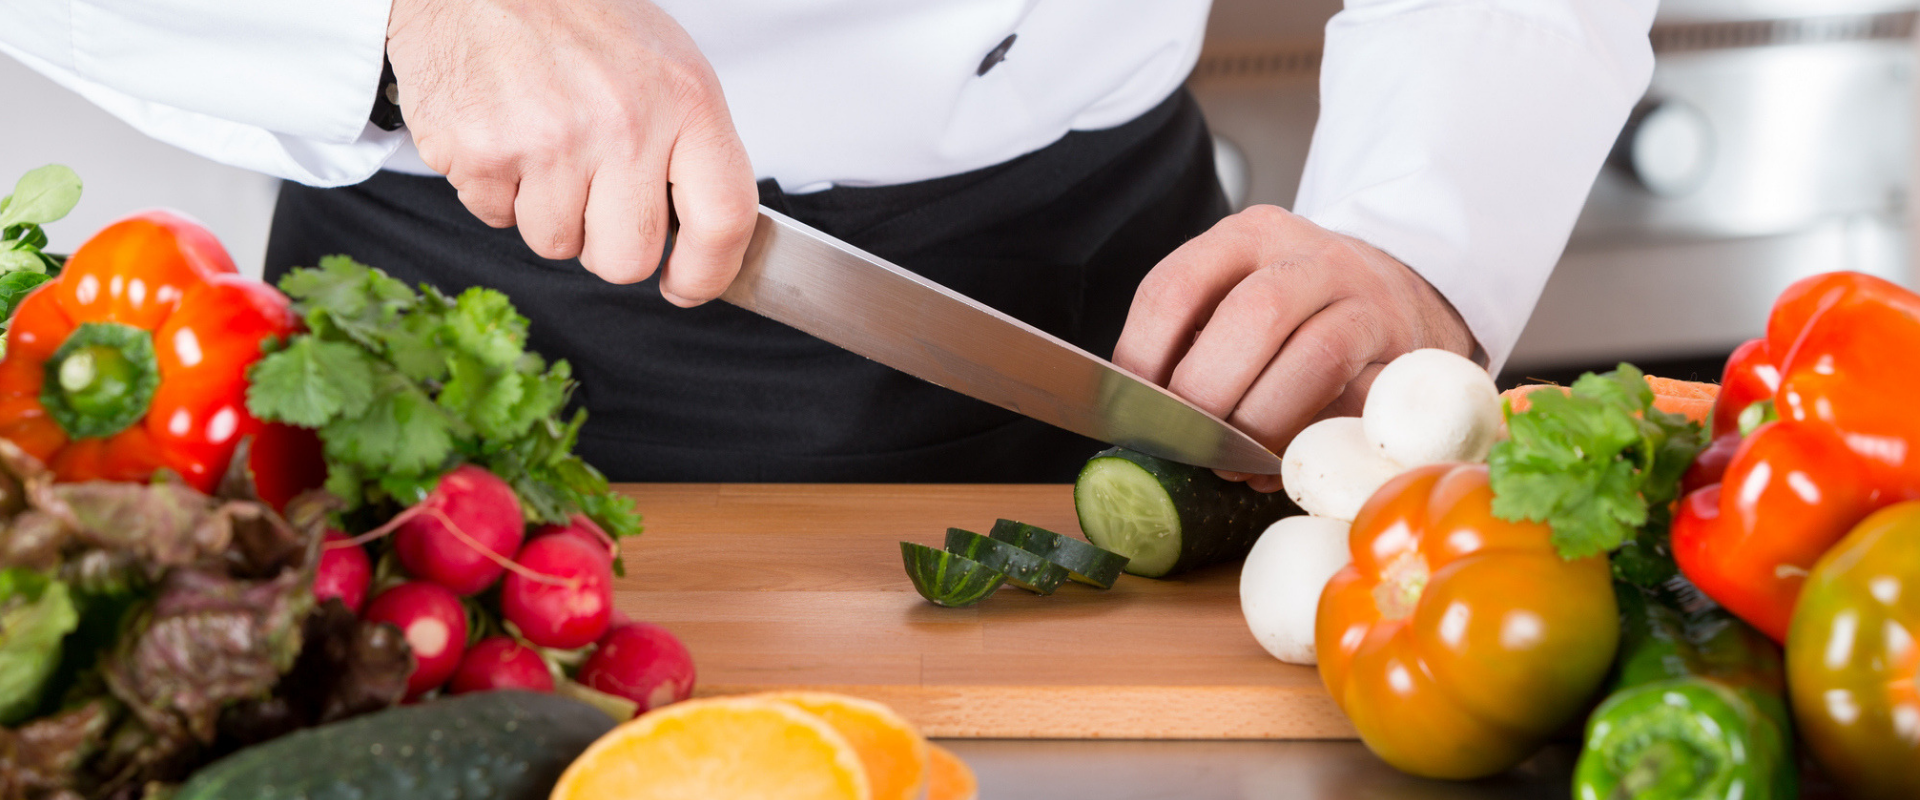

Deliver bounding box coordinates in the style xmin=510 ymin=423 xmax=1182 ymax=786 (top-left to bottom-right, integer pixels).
xmin=944 ymin=528 xmax=1069 ymax=595
xmin=901 ymin=542 xmax=1007 ymax=607
xmin=988 ymin=519 xmax=1129 ymax=589
xmin=1073 ymin=447 xmax=1301 ymax=578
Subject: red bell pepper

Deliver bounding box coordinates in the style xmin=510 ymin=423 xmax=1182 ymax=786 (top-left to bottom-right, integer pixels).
xmin=0 ymin=211 xmax=321 ymax=505
xmin=1673 ymin=271 xmax=1920 ymax=642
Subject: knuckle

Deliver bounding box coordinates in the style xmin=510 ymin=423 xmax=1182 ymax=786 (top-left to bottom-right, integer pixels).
xmin=1238 ymin=203 xmax=1293 ymax=228
xmin=530 ymin=228 xmax=583 ymax=261
xmin=455 ymin=186 xmax=516 ymax=228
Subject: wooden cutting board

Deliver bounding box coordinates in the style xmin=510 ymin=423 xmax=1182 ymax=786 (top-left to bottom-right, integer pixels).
xmin=611 ymin=483 xmax=1353 ymax=740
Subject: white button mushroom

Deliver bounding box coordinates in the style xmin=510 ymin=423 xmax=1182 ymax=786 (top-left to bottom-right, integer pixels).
xmin=1240 ymin=515 xmax=1353 ymax=665
xmin=1281 ymin=416 xmax=1404 ymax=522
xmin=1362 ymin=348 xmax=1502 ymax=467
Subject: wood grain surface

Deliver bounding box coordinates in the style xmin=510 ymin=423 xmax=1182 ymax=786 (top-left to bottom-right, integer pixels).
xmin=611 ymin=483 xmax=1354 ymax=740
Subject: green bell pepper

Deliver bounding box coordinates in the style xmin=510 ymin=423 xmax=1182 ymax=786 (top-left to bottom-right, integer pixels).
xmin=1573 ymin=581 xmax=1795 ymax=800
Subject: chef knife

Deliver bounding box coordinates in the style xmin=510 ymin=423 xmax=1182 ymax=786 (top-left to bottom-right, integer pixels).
xmin=715 ymin=205 xmax=1285 ymax=475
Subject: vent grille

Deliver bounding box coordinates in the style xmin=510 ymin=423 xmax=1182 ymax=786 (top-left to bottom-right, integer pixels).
xmin=1190 ymin=10 xmax=1916 ymax=83
xmin=1190 ymin=46 xmax=1322 ymax=82
xmin=1651 ymin=11 xmax=1915 ymax=52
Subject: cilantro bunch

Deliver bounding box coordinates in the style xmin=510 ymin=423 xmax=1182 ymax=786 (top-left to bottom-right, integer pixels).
xmin=1488 ymin=364 xmax=1704 ymax=574
xmin=246 ymin=256 xmax=641 ymax=542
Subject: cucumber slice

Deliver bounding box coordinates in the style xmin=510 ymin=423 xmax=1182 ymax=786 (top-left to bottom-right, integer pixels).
xmin=901 ymin=542 xmax=1007 ymax=608
xmin=1074 ymin=447 xmax=1301 ymax=578
xmin=988 ymin=519 xmax=1129 ymax=589
xmin=944 ymin=528 xmax=1069 ymax=595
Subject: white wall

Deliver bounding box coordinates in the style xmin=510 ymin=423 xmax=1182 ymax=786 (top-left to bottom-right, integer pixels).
xmin=0 ymin=58 xmax=280 ymax=278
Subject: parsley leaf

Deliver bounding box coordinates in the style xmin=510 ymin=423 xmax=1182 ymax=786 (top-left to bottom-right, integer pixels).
xmin=244 ymin=257 xmax=643 ymax=552
xmin=1489 ymin=364 xmax=1704 ymax=562
xmin=246 ymin=338 xmax=377 ymax=426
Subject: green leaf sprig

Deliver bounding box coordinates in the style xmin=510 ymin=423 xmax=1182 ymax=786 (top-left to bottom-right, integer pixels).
xmin=0 ymin=165 xmax=83 ymax=355
xmin=245 ymin=256 xmax=642 ymax=553
xmin=0 ymin=164 xmax=82 ymax=276
xmin=1488 ymin=364 xmax=1705 ymax=566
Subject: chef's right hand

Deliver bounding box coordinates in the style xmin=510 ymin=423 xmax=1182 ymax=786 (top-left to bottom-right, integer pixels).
xmin=384 ymin=0 xmax=758 ymax=306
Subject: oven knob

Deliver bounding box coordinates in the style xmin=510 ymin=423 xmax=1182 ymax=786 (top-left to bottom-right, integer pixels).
xmin=1617 ymin=99 xmax=1715 ymax=197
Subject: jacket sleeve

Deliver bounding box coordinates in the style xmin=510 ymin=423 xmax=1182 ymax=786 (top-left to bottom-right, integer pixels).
xmin=1292 ymin=0 xmax=1658 ymax=373
xmin=0 ymin=0 xmax=406 ymax=187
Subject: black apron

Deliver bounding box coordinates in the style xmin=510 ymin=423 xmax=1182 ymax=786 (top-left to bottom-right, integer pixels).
xmin=265 ymin=89 xmax=1227 ymax=483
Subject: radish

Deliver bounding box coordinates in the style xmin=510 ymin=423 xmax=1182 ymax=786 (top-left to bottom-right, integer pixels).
xmin=312 ymin=530 xmax=372 ymax=613
xmin=501 ymin=533 xmax=613 ymax=649
xmin=578 ymin=622 xmax=696 ymax=716
xmin=362 ymin=581 xmax=470 ymax=699
xmin=392 ymin=465 xmax=526 ymax=595
xmin=531 ymin=514 xmax=618 ymax=565
xmin=448 ymin=636 xmax=554 ymax=694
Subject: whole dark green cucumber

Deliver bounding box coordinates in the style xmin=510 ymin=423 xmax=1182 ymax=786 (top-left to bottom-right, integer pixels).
xmin=1073 ymin=447 xmax=1301 ymax=578
xmin=1574 ymin=581 xmax=1795 ymax=800
xmin=176 ymin=691 xmax=615 ymax=800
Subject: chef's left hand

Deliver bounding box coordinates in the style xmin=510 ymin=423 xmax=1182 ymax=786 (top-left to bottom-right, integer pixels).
xmin=1112 ymin=205 xmax=1477 ymax=492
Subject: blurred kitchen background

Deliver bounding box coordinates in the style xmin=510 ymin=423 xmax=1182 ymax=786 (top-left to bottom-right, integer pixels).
xmin=1195 ymin=0 xmax=1919 ymax=385
xmin=3 ymin=0 xmax=1916 ymax=387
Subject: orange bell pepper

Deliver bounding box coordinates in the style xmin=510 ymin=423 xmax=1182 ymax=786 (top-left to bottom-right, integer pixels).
xmin=1316 ymin=463 xmax=1619 ymax=779
xmin=1674 ymin=271 xmax=1920 ymax=643
xmin=0 ymin=211 xmax=320 ymax=504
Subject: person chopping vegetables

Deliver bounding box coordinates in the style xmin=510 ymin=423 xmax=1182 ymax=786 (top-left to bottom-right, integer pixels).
xmin=0 ymin=0 xmax=1656 ymax=487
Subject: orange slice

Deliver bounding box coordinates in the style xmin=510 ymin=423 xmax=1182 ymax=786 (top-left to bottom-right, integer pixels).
xmin=550 ymin=696 xmax=871 ymax=800
xmin=759 ymin=692 xmax=929 ymax=800
xmin=924 ymin=743 xmax=977 ymax=800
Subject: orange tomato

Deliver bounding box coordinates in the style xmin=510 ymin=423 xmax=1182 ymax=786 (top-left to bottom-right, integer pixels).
xmin=1315 ymin=463 xmax=1619 ymax=779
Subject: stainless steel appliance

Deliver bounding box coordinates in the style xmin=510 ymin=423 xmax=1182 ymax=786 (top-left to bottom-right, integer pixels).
xmin=1190 ymin=0 xmax=1918 ymax=381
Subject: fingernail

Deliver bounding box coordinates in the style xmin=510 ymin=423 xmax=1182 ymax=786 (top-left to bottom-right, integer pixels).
xmin=661 ymin=289 xmax=703 ymax=308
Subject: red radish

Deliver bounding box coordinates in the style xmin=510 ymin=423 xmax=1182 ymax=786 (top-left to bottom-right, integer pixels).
xmin=393 ymin=465 xmax=526 ymax=595
xmin=501 ymin=533 xmax=613 ymax=649
xmin=449 ymin=636 xmax=554 ymax=694
xmin=531 ymin=514 xmax=618 ymax=564
xmin=312 ymin=530 xmax=372 ymax=613
xmin=577 ymin=622 xmax=696 ymax=716
xmin=362 ymin=581 xmax=469 ymax=699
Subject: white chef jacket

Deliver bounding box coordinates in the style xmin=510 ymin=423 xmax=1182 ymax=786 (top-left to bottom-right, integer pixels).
xmin=0 ymin=0 xmax=1655 ymax=373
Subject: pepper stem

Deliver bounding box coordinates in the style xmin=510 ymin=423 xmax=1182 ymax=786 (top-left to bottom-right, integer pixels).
xmin=41 ymin=322 xmax=161 ymax=440
xmin=1372 ymin=550 xmax=1431 ymax=621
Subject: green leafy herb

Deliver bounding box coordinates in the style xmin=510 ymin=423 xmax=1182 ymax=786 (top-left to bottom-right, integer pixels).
xmin=0 ymin=165 xmax=82 ymax=356
xmin=1489 ymin=364 xmax=1705 ymax=563
xmin=0 ymin=567 xmax=79 ymax=725
xmin=0 ymin=164 xmax=84 ymax=230
xmin=246 ymin=256 xmax=642 ymax=548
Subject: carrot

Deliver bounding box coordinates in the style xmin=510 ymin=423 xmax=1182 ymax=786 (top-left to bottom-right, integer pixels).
xmin=1501 ymin=376 xmax=1718 ymax=425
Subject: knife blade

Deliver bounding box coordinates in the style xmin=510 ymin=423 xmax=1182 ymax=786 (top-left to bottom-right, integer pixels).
xmin=716 ymin=206 xmax=1285 ymax=475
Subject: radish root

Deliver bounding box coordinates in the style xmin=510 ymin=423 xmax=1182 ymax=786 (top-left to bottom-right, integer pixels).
xmin=332 ymin=505 xmax=576 ymax=589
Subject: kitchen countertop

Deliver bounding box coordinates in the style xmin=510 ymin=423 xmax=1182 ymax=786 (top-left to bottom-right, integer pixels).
xmin=611 ymin=483 xmax=1845 ymax=799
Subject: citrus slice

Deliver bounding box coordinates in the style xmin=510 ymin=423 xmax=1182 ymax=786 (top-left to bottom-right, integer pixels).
xmin=760 ymin=692 xmax=930 ymax=800
xmin=550 ymin=696 xmax=871 ymax=800
xmin=925 ymin=743 xmax=978 ymax=800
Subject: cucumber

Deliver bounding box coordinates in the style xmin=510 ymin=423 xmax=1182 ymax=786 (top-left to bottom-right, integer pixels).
xmin=944 ymin=528 xmax=1069 ymax=594
xmin=1073 ymin=447 xmax=1302 ymax=578
xmin=175 ymin=691 xmax=614 ymax=800
xmin=901 ymin=542 xmax=1007 ymax=607
xmin=988 ymin=519 xmax=1129 ymax=589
